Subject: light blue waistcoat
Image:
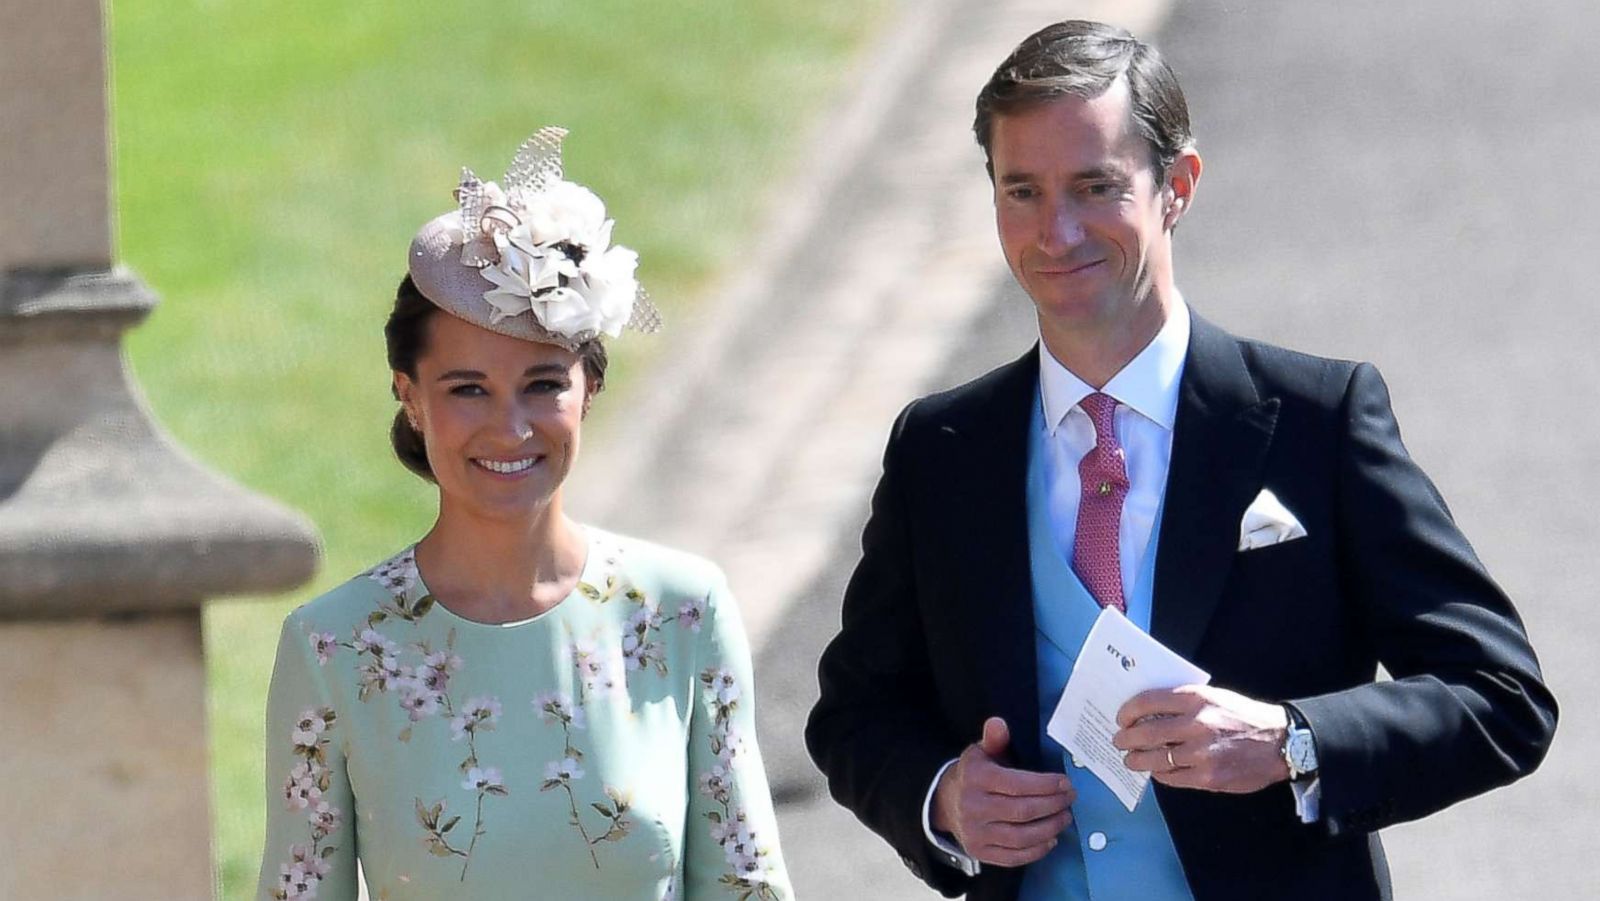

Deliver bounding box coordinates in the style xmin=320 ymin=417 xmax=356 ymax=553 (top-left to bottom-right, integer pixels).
xmin=1018 ymin=390 xmax=1196 ymax=901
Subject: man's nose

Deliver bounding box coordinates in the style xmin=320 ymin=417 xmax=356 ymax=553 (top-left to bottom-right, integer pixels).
xmin=1039 ymin=202 xmax=1086 ymax=256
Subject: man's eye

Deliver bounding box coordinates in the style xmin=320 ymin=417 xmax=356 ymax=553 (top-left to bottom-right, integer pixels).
xmin=1005 ymin=186 xmax=1037 ymax=200
xmin=527 ymin=380 xmax=568 ymax=394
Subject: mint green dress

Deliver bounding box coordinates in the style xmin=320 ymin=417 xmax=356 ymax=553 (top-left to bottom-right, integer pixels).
xmin=257 ymin=528 xmax=792 ymax=900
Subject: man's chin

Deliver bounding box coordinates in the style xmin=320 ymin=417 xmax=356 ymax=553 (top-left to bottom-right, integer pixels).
xmin=1029 ymin=291 xmax=1118 ymax=330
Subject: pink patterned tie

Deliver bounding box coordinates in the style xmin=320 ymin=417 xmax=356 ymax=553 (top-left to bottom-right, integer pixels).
xmin=1073 ymin=393 xmax=1128 ymax=612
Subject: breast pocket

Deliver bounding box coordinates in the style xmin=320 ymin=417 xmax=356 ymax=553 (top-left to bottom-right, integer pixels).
xmin=1211 ymin=536 xmax=1346 ymax=692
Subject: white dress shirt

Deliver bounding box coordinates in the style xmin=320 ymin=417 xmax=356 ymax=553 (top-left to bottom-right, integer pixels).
xmin=922 ymin=299 xmax=1316 ymax=874
xmin=1037 ymin=300 xmax=1189 ymax=588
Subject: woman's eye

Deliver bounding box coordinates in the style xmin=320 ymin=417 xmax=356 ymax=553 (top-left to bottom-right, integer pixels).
xmin=448 ymin=384 xmax=487 ymax=397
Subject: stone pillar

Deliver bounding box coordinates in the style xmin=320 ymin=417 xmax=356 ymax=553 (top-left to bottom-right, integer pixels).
xmin=0 ymin=1 xmax=320 ymax=898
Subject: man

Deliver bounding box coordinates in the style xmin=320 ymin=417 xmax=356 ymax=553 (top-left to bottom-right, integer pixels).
xmin=805 ymin=20 xmax=1556 ymax=901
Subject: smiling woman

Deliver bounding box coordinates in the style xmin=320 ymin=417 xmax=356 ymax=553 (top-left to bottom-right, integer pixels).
xmin=257 ymin=131 xmax=792 ymax=901
xmin=390 ymin=288 xmax=599 ymax=524
xmin=383 ymin=276 xmax=608 ymax=488
xmin=108 ymin=1 xmax=889 ymax=891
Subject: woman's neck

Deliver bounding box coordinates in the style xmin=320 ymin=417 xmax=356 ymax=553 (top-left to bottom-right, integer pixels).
xmin=413 ymin=496 xmax=588 ymax=622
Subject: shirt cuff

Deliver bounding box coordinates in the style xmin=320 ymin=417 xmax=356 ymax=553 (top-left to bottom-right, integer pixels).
xmin=1290 ymin=776 xmax=1321 ymax=823
xmin=922 ymin=758 xmax=981 ymax=876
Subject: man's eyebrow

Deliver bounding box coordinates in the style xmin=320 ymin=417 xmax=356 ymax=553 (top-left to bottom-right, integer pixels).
xmin=997 ymin=166 xmax=1132 ymax=186
xmin=1074 ymin=166 xmax=1131 ymax=181
xmin=1054 ymin=164 xmax=1136 ymax=184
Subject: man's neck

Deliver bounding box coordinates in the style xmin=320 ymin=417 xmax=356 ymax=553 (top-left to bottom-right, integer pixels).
xmin=1040 ymin=288 xmax=1174 ymax=389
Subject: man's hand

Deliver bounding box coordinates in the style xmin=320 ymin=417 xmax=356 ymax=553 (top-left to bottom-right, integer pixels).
xmin=931 ymin=717 xmax=1076 ymax=867
xmin=1112 ymin=685 xmax=1290 ymax=793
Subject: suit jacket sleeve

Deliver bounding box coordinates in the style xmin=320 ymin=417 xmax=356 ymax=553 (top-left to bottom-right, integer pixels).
xmin=1292 ymin=362 xmax=1558 ymax=836
xmin=805 ymin=402 xmax=971 ymax=897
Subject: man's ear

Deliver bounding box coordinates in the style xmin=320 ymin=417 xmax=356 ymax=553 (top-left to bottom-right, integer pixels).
xmin=1163 ymin=148 xmax=1203 ymax=230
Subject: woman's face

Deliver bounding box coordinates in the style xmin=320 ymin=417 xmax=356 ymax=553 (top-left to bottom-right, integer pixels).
xmin=395 ymin=313 xmax=592 ymax=522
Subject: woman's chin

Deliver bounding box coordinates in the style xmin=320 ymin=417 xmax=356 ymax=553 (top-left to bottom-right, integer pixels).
xmin=441 ymin=478 xmax=563 ymax=523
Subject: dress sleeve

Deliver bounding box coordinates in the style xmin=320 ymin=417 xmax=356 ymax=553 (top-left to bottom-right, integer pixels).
xmin=256 ymin=612 xmax=359 ymax=901
xmin=681 ymin=571 xmax=794 ymax=900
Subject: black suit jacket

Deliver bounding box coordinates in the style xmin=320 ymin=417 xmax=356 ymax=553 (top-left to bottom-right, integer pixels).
xmin=805 ymin=314 xmax=1557 ymax=900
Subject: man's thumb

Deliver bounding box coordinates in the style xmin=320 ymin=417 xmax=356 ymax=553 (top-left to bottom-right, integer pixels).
xmin=979 ymin=716 xmax=1010 ymax=757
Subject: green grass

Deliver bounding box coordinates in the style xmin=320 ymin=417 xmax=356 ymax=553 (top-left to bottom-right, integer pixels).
xmin=109 ymin=1 xmax=892 ymax=894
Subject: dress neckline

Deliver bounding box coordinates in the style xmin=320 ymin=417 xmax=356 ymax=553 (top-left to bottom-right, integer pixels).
xmin=411 ymin=525 xmax=601 ymax=630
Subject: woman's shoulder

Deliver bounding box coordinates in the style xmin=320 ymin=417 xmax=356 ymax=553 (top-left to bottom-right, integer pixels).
xmin=590 ymin=527 xmax=728 ymax=602
xmin=283 ymin=545 xmax=420 ymax=634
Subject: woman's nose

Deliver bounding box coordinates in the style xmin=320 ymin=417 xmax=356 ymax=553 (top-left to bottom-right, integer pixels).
xmin=492 ymin=399 xmax=536 ymax=444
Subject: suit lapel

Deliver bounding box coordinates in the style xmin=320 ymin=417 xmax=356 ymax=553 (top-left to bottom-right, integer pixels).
xmin=1151 ymin=315 xmax=1280 ymax=660
xmin=936 ymin=348 xmax=1044 ymax=769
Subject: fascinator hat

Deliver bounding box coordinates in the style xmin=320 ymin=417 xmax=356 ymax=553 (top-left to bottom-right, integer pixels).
xmin=408 ymin=126 xmax=662 ymax=351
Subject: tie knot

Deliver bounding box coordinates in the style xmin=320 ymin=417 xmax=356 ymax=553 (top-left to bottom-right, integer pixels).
xmin=1079 ymin=392 xmax=1118 ymax=440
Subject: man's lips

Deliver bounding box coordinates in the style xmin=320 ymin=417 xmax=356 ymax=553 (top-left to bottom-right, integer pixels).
xmin=1033 ymin=258 xmax=1105 ymax=276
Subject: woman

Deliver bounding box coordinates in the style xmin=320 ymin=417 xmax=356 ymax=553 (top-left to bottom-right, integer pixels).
xmin=258 ymin=128 xmax=792 ymax=900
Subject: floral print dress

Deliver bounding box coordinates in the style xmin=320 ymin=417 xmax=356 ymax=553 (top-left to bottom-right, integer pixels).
xmin=257 ymin=527 xmax=792 ymax=901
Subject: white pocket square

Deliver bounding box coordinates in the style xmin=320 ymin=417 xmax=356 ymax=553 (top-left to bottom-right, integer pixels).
xmin=1238 ymin=488 xmax=1307 ymax=551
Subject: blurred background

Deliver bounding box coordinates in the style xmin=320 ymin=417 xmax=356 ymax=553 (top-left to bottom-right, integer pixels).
xmin=98 ymin=0 xmax=1597 ymax=898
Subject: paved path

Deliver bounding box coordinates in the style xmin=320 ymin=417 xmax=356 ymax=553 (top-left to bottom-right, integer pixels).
xmin=581 ymin=0 xmax=1598 ymax=897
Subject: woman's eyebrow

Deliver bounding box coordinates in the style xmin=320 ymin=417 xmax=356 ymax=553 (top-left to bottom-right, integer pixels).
xmin=436 ymin=364 xmax=568 ymax=382
xmin=523 ymin=364 xmax=569 ymax=377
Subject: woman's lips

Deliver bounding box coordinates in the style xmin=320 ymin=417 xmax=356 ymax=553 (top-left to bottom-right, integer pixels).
xmin=471 ymin=455 xmax=543 ymax=478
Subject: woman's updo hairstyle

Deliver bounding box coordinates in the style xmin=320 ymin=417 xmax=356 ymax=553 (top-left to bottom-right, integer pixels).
xmin=384 ymin=275 xmax=608 ymax=483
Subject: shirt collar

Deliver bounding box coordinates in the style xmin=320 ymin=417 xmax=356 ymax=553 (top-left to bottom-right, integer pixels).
xmin=1038 ymin=296 xmax=1191 ymax=435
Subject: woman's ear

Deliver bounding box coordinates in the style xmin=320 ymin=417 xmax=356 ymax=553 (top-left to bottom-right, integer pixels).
xmin=580 ymin=363 xmax=602 ymax=419
xmin=394 ymin=372 xmax=420 ymax=430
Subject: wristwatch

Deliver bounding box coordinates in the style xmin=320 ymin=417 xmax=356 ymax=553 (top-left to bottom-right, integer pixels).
xmin=1282 ymin=705 xmax=1318 ymax=781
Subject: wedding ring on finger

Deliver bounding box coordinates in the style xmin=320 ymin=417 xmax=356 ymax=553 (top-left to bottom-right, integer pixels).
xmin=1166 ymin=747 xmax=1179 ymax=771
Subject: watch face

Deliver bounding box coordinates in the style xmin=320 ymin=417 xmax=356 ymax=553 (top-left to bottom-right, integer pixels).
xmin=1289 ymin=733 xmax=1316 ymax=773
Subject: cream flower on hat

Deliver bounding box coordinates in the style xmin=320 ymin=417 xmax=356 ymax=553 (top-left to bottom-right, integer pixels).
xmin=520 ymin=179 xmax=608 ymax=245
xmin=480 ymin=227 xmax=575 ymax=321
xmin=579 ymin=243 xmax=641 ymax=338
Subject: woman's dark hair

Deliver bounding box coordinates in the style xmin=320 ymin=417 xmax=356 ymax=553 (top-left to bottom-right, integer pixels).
xmin=384 ymin=275 xmax=608 ymax=482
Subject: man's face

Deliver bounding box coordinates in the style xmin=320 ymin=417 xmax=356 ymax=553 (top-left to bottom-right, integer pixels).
xmin=990 ymin=80 xmax=1180 ymax=340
